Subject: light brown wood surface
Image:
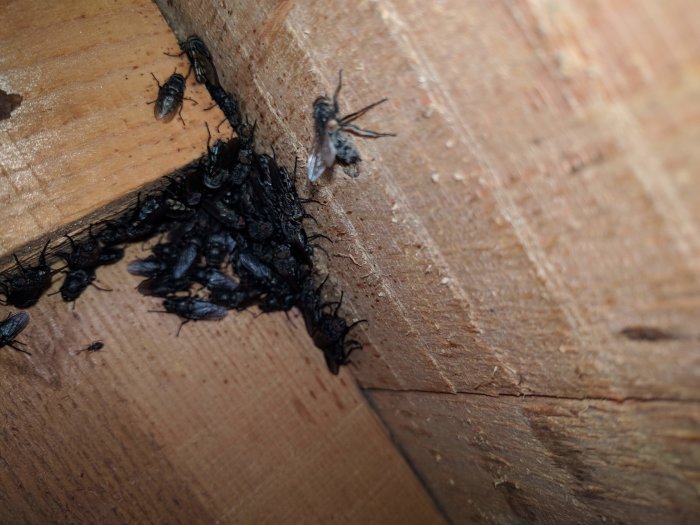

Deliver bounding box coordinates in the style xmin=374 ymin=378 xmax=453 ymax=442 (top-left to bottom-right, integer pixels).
xmin=3 ymin=0 xmax=700 ymax=522
xmin=0 ymin=246 xmax=443 ymax=523
xmin=0 ymin=1 xmax=445 ymax=523
xmin=0 ymin=0 xmax=226 ymax=263
xmin=155 ymin=0 xmax=700 ymax=522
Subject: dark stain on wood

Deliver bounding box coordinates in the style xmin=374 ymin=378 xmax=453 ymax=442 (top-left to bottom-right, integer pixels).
xmin=0 ymin=89 xmax=22 ymax=120
xmin=619 ymin=326 xmax=677 ymax=342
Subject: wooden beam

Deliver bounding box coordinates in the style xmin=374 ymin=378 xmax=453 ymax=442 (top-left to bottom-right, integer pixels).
xmin=370 ymin=390 xmax=700 ymax=523
xmin=0 ymin=245 xmax=444 ymax=523
xmin=154 ymin=0 xmax=700 ymax=521
xmin=0 ymin=1 xmax=445 ymax=522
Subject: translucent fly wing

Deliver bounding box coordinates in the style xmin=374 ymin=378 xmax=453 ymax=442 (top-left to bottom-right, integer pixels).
xmin=307 ymin=130 xmax=337 ymax=182
xmin=307 ymin=151 xmax=323 ymax=182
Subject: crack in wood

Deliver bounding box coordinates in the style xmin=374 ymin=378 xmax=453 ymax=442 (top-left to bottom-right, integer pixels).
xmin=365 ymin=386 xmax=700 ymax=404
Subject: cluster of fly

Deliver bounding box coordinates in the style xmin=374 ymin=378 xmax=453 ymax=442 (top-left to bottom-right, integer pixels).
xmin=0 ymin=35 xmax=377 ymax=373
xmin=121 ymin=35 xmax=365 ymax=373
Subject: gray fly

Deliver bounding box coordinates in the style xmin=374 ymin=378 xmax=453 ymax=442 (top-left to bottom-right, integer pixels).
xmin=149 ymin=71 xmax=196 ymax=125
xmin=307 ymin=70 xmax=395 ymax=182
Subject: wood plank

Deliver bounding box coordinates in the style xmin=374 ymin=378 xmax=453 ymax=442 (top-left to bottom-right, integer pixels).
xmin=156 ymin=0 xmax=700 ymax=400
xmin=0 ymin=246 xmax=444 ymax=524
xmin=0 ymin=1 xmax=445 ymax=522
xmin=3 ymin=0 xmax=698 ymax=521
xmin=370 ymin=390 xmax=700 ymax=524
xmin=0 ymin=0 xmax=224 ymax=261
xmin=154 ymin=0 xmax=700 ymax=521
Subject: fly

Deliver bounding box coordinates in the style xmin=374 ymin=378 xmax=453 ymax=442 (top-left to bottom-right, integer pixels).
xmin=307 ymin=70 xmax=395 ymax=182
xmin=149 ymin=71 xmax=196 ymax=125
xmin=178 ymin=35 xmax=220 ymax=86
xmin=0 ymin=311 xmax=31 ymax=355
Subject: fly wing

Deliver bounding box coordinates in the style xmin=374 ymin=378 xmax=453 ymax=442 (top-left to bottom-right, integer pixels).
xmin=5 ymin=311 xmax=30 ymax=337
xmin=307 ymin=129 xmax=337 ymax=182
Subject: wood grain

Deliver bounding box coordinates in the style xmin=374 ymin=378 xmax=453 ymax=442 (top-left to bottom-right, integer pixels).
xmin=0 ymin=1 xmax=445 ymax=523
xmin=0 ymin=246 xmax=444 ymax=524
xmin=0 ymin=0 xmax=227 ymax=262
xmin=155 ymin=0 xmax=700 ymax=521
xmin=371 ymin=390 xmax=700 ymax=524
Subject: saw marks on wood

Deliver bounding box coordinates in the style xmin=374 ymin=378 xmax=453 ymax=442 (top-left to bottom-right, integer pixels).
xmin=155 ymin=0 xmax=700 ymax=522
xmin=0 ymin=246 xmax=444 ymax=524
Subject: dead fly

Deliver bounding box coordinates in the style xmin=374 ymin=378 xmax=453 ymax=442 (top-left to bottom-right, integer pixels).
xmin=153 ymin=297 xmax=228 ymax=335
xmin=60 ymin=228 xmax=123 ymax=271
xmin=56 ymin=268 xmax=110 ymax=304
xmin=0 ymin=240 xmax=54 ymax=308
xmin=202 ymin=123 xmax=233 ymax=190
xmin=0 ymin=311 xmax=31 ymax=355
xmin=127 ymin=257 xmax=168 ymax=278
xmin=178 ymin=35 xmax=219 ymax=86
xmin=296 ymin=281 xmax=367 ymax=374
xmin=206 ymin=84 xmax=241 ymax=132
xmin=307 ymin=70 xmax=395 ymax=182
xmin=191 ymin=266 xmax=239 ymax=293
xmin=148 ymin=71 xmax=196 ymax=125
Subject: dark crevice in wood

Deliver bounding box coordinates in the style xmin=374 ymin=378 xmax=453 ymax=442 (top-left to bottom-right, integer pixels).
xmin=364 ymin=386 xmax=700 ymax=404
xmin=359 ymin=387 xmax=454 ymax=525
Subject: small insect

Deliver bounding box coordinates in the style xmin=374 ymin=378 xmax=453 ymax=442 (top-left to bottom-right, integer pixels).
xmin=311 ymin=311 xmax=366 ymax=375
xmin=297 ymin=283 xmax=367 ymax=374
xmin=61 ymin=231 xmax=100 ymax=270
xmin=60 ymin=228 xmax=124 ymax=271
xmin=204 ymin=232 xmax=236 ymax=268
xmin=127 ymin=257 xmax=168 ymax=277
xmin=237 ymin=253 xmax=275 ymax=284
xmin=209 ymin=287 xmax=259 ymax=311
xmin=307 ymin=70 xmax=395 ymax=182
xmin=0 ymin=311 xmax=31 ymax=355
xmin=172 ymin=238 xmax=201 ymax=279
xmin=148 ymin=72 xmax=195 ymax=125
xmin=136 ymin=274 xmax=191 ymax=298
xmin=0 ymin=240 xmax=54 ymax=308
xmin=82 ymin=341 xmax=104 ymax=353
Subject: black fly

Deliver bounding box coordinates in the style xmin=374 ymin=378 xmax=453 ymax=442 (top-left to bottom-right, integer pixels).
xmin=192 ymin=266 xmax=239 ymax=293
xmin=155 ymin=297 xmax=228 ymax=335
xmin=0 ymin=311 xmax=31 ymax=355
xmin=149 ymin=72 xmax=195 ymax=125
xmin=56 ymin=268 xmax=110 ymax=304
xmin=202 ymin=123 xmax=233 ymax=190
xmin=127 ymin=257 xmax=168 ymax=277
xmin=307 ymin=70 xmax=395 ymax=182
xmin=0 ymin=240 xmax=54 ymax=308
xmin=60 ymin=228 xmax=123 ymax=271
xmin=204 ymin=232 xmax=236 ymax=268
xmin=178 ymin=35 xmax=219 ymax=86
xmin=207 ymin=84 xmax=241 ymax=132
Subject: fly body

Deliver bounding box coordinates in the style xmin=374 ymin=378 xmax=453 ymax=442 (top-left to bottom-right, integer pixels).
xmin=307 ymin=70 xmax=395 ymax=182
